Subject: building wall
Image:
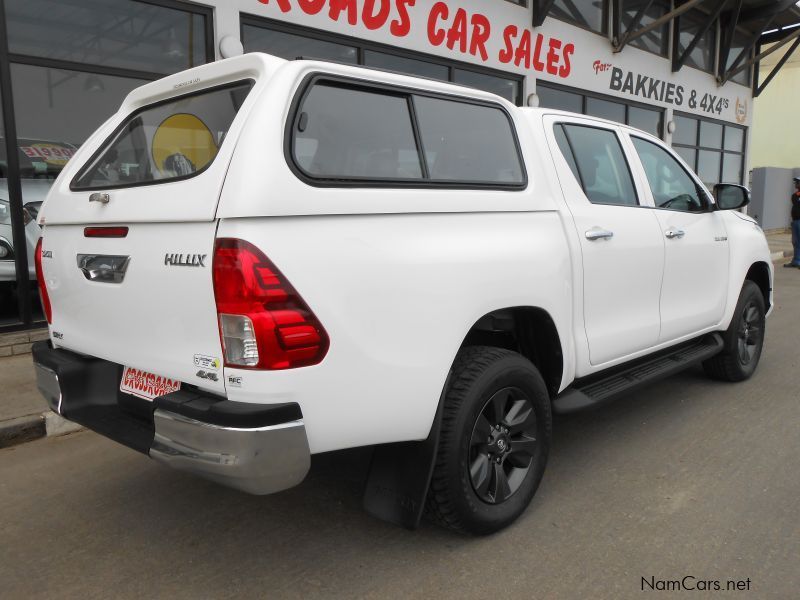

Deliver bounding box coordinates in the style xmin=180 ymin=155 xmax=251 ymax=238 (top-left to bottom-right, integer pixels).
xmin=751 ymin=45 xmax=800 ymax=170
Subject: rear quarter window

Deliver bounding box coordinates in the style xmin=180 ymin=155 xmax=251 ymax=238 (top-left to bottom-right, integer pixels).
xmin=288 ymin=76 xmax=526 ymax=189
xmin=71 ymin=80 xmax=253 ymax=191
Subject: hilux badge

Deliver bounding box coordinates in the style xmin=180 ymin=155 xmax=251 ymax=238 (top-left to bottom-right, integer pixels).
xmin=165 ymin=253 xmax=207 ymax=267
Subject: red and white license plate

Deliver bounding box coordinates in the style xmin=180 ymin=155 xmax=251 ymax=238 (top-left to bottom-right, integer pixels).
xmin=120 ymin=366 xmax=181 ymax=401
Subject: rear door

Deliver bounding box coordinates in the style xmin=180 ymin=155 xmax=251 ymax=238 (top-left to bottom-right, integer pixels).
xmin=545 ymin=116 xmax=665 ymax=367
xmin=38 ymin=73 xmax=260 ymax=394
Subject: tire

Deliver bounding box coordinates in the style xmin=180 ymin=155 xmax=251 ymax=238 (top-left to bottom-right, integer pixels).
xmin=426 ymin=346 xmax=552 ymax=535
xmin=703 ymin=281 xmax=766 ymax=382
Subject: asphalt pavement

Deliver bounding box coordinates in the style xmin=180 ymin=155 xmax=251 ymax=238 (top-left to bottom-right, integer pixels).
xmin=1 ymin=267 xmax=798 ymax=599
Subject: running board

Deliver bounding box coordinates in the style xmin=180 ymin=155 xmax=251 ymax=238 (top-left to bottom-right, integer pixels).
xmin=553 ymin=334 xmax=724 ymax=414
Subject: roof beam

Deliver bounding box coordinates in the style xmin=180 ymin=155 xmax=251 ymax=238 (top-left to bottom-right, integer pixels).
xmin=672 ymin=0 xmax=728 ymax=72
xmin=724 ymin=24 xmax=800 ymax=82
xmin=737 ymin=0 xmax=798 ymax=24
xmin=754 ymin=34 xmax=800 ymax=96
xmin=613 ymin=0 xmax=705 ymax=53
xmin=717 ymin=0 xmax=744 ymax=80
xmin=532 ymin=0 xmax=558 ymax=28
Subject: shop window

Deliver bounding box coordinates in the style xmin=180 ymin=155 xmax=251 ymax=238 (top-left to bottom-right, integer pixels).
xmin=676 ymin=9 xmax=717 ymax=73
xmin=452 ymin=70 xmax=520 ymax=104
xmin=538 ymin=83 xmax=663 ymax=138
xmin=414 ymin=97 xmax=524 ymax=184
xmin=671 ymin=113 xmax=747 ymax=187
xmin=550 ymin=0 xmax=606 ymax=34
xmin=5 ymin=0 xmax=210 ymax=75
xmin=627 ymin=106 xmax=663 ymax=138
xmin=699 ymin=121 xmax=723 ymax=148
xmin=242 ymin=24 xmax=358 ymax=64
xmin=364 ymin=51 xmax=448 ymax=81
xmin=621 ymin=0 xmax=670 ymax=56
xmin=672 ymin=115 xmax=698 ymax=146
xmin=586 ymin=97 xmax=626 ymax=124
xmin=537 ymin=86 xmax=583 ymax=114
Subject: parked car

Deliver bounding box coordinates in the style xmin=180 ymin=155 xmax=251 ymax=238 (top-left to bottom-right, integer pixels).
xmin=0 ymin=182 xmax=51 ymax=299
xmin=32 ymin=54 xmax=772 ymax=535
xmin=1 ymin=138 xmax=77 ymax=301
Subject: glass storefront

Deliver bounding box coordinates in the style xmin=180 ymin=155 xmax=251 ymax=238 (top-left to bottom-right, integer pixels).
xmin=537 ymin=82 xmax=664 ymax=139
xmin=0 ymin=0 xmax=212 ymax=330
xmin=241 ymin=18 xmax=523 ymax=105
xmin=672 ymin=113 xmax=746 ymax=189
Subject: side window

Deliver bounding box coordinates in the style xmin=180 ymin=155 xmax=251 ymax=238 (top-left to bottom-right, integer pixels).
xmin=292 ymin=83 xmax=423 ymax=180
xmin=553 ymin=124 xmax=582 ymax=186
xmin=413 ymin=97 xmax=524 ymax=184
xmin=289 ymin=78 xmax=526 ymax=187
xmin=631 ymin=137 xmax=707 ymax=212
xmin=557 ymin=124 xmax=639 ymax=206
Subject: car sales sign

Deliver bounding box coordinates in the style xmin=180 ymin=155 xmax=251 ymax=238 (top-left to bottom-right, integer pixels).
xmin=244 ymin=0 xmax=752 ymax=125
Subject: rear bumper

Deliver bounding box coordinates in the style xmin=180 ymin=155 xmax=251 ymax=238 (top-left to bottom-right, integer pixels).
xmin=32 ymin=341 xmax=310 ymax=495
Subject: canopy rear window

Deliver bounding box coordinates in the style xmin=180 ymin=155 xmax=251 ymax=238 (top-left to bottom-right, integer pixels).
xmin=71 ymin=80 xmax=253 ymax=191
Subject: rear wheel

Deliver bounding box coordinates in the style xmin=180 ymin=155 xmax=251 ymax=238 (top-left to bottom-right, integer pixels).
xmin=426 ymin=346 xmax=551 ymax=535
xmin=703 ymin=281 xmax=766 ymax=382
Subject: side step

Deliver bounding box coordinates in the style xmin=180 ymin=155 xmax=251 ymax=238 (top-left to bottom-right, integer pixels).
xmin=553 ymin=334 xmax=724 ymax=414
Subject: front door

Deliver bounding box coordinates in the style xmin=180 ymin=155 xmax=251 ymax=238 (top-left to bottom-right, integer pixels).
xmin=628 ymin=135 xmax=729 ymax=342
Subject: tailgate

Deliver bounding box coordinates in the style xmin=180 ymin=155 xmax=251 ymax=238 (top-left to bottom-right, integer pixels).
xmin=43 ymin=222 xmax=225 ymax=394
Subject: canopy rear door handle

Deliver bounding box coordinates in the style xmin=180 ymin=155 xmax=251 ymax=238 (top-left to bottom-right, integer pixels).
xmin=585 ymin=228 xmax=614 ymax=241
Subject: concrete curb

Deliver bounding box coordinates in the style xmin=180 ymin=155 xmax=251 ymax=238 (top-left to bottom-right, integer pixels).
xmin=0 ymin=412 xmax=84 ymax=449
xmin=771 ymin=250 xmax=792 ymax=262
xmin=0 ymin=414 xmax=46 ymax=449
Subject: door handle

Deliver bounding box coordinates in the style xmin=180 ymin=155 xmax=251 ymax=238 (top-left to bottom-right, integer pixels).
xmin=585 ymin=227 xmax=614 ymax=241
xmin=665 ymin=229 xmax=685 ymax=239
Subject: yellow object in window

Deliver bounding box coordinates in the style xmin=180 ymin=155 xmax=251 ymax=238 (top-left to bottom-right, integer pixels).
xmin=152 ymin=113 xmax=217 ymax=176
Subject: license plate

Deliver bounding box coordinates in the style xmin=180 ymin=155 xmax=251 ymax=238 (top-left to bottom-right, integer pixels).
xmin=120 ymin=366 xmax=181 ymax=401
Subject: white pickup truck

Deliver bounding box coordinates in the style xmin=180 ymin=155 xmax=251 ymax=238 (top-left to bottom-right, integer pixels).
xmin=32 ymin=53 xmax=772 ymax=535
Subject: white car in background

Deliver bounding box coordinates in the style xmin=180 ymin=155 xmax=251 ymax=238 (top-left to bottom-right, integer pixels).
xmin=1 ymin=139 xmax=76 ymax=300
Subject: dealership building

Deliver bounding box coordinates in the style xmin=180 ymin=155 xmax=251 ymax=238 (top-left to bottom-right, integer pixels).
xmin=1 ymin=0 xmax=799 ymax=331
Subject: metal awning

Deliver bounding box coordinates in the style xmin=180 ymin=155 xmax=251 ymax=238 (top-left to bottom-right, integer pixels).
xmin=532 ymin=0 xmax=800 ymax=96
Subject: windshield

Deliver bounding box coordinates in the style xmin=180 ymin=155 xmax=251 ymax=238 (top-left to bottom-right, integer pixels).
xmin=72 ymin=80 xmax=253 ymax=191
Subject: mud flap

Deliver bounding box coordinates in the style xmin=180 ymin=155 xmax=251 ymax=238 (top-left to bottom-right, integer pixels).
xmin=362 ymin=379 xmax=447 ymax=530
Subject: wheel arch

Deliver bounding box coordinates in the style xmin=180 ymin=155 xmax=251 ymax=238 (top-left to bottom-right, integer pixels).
xmin=458 ymin=306 xmax=564 ymax=399
xmin=744 ymin=261 xmax=772 ymax=312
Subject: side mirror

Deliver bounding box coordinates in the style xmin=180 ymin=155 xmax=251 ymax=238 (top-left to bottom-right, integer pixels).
xmin=714 ymin=183 xmax=750 ymax=210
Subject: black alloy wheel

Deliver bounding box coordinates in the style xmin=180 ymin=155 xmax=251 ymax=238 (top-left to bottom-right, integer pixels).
xmin=468 ymin=387 xmax=538 ymax=504
xmin=703 ymin=281 xmax=766 ymax=382
xmin=736 ymin=300 xmax=764 ymax=367
xmin=426 ymin=346 xmax=552 ymax=535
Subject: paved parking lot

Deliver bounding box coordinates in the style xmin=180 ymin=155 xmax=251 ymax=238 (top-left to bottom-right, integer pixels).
xmin=1 ymin=266 xmax=798 ymax=599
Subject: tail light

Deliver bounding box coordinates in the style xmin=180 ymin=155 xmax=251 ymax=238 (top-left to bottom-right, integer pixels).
xmin=34 ymin=237 xmax=52 ymax=324
xmin=212 ymin=238 xmax=329 ymax=370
